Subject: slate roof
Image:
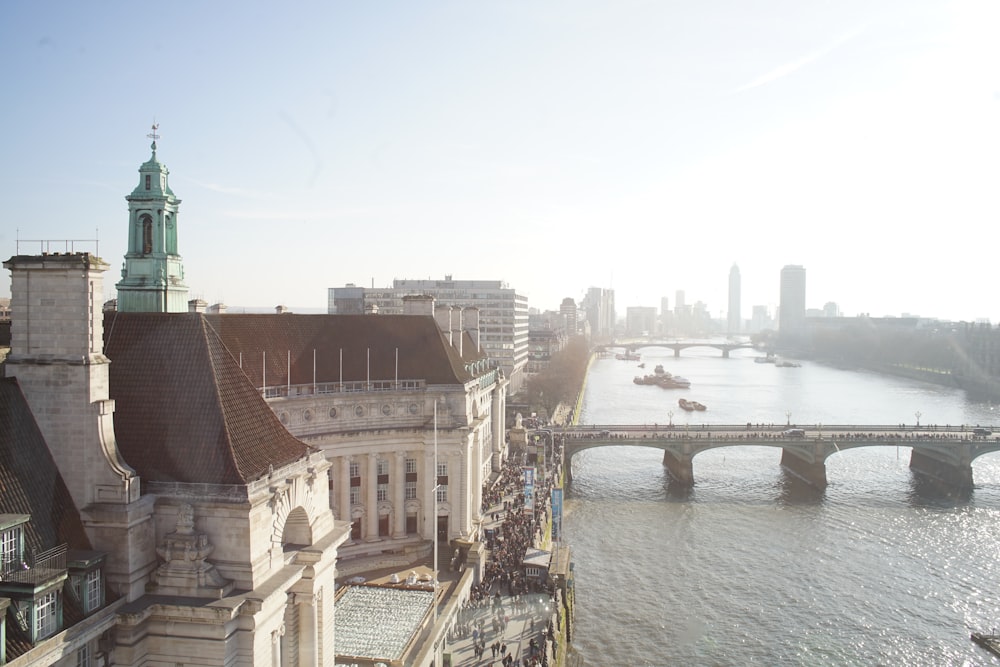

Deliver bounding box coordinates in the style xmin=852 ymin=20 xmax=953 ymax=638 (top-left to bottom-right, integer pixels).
xmin=0 ymin=377 xmax=90 ymax=553
xmin=200 ymin=313 xmax=483 ymax=388
xmin=103 ymin=313 xmax=314 ymax=485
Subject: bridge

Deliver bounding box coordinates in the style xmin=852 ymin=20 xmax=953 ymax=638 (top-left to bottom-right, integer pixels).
xmin=534 ymin=424 xmax=1000 ymax=492
xmin=596 ymin=340 xmax=755 ymax=358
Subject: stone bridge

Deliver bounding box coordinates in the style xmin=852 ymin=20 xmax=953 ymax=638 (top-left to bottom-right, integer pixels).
xmin=598 ymin=341 xmax=755 ymax=358
xmin=537 ymin=424 xmax=1000 ymax=491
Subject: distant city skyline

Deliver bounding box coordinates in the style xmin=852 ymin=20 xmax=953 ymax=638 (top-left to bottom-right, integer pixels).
xmin=3 ymin=2 xmax=999 ymax=323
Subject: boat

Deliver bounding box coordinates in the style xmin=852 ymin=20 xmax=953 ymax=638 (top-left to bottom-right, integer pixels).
xmin=691 ymin=401 xmax=707 ymax=411
xmin=755 ymin=356 xmax=776 ymax=364
xmin=633 ymin=367 xmax=691 ymax=388
xmin=616 ymin=352 xmax=641 ymax=361
xmin=775 ymin=360 xmax=801 ymax=368
xmin=637 ymin=363 xmax=645 ymax=369
xmin=971 ymin=632 xmax=1000 ymax=657
xmin=678 ymin=398 xmax=695 ymax=411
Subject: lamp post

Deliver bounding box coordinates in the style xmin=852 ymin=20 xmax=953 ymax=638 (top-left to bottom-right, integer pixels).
xmin=786 ymin=411 xmax=792 ymax=426
xmin=915 ymin=411 xmax=922 ymax=428
xmin=668 ymin=410 xmax=674 ymax=427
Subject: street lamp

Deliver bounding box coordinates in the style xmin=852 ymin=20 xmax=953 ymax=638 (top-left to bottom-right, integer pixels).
xmin=786 ymin=411 xmax=792 ymax=426
xmin=915 ymin=411 xmax=922 ymax=428
xmin=668 ymin=410 xmax=674 ymax=426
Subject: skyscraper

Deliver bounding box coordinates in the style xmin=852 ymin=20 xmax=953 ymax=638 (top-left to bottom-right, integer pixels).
xmin=728 ymin=264 xmax=741 ymax=335
xmin=779 ymin=265 xmax=807 ymax=332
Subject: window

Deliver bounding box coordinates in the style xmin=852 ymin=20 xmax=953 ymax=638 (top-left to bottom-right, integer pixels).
xmin=349 ymin=462 xmax=360 ymax=479
xmin=405 ymin=480 xmax=417 ymax=500
xmin=436 ymin=484 xmax=448 ymax=503
xmin=144 ymin=174 xmax=150 ymax=190
xmin=405 ymin=458 xmax=417 ymax=474
xmin=437 ymin=462 xmax=448 ymax=478
xmin=377 ymin=483 xmax=388 ymax=502
xmin=1 ymin=525 xmax=21 ymax=569
xmin=77 ymin=642 xmax=92 ymax=667
xmin=377 ymin=459 xmax=389 ymax=476
xmin=35 ymin=590 xmax=59 ymax=640
xmin=84 ymin=569 xmax=102 ymax=613
xmin=72 ymin=569 xmax=102 ymax=613
xmin=349 ymin=487 xmax=361 ymax=506
xmin=141 ymin=215 xmax=153 ymax=254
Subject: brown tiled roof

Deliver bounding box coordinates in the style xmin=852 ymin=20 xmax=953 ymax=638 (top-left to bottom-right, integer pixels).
xmin=0 ymin=378 xmax=91 ymax=553
xmin=103 ymin=313 xmax=314 ymax=485
xmin=200 ymin=313 xmax=482 ymax=388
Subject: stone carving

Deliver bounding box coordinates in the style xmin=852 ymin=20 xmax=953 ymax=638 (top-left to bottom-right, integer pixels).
xmin=151 ymin=504 xmax=233 ymax=599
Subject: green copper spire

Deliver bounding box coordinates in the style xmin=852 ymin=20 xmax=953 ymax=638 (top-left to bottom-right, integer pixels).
xmin=115 ymin=125 xmax=188 ymax=312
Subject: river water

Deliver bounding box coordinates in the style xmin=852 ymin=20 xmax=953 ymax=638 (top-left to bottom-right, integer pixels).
xmin=564 ymin=347 xmax=1000 ymax=666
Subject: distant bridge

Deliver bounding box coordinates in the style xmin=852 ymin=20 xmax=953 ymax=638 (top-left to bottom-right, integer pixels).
xmin=596 ymin=340 xmax=755 ymax=358
xmin=535 ymin=424 xmax=1000 ymax=491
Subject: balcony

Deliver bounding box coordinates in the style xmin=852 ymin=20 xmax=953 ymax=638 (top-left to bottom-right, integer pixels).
xmin=0 ymin=544 xmax=68 ymax=593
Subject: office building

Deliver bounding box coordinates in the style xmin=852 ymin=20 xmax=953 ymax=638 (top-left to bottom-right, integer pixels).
xmin=779 ymin=265 xmax=807 ymax=333
xmin=728 ymin=264 xmax=741 ymax=335
xmin=329 ymin=278 xmax=529 ymax=394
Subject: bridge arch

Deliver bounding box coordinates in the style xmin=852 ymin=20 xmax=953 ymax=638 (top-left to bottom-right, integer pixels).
xmin=555 ymin=426 xmax=1000 ymax=492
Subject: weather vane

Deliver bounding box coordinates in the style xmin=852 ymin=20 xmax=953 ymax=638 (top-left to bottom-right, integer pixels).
xmin=147 ymin=122 xmax=160 ymax=142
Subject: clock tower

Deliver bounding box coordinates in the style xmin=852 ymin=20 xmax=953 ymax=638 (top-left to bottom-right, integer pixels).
xmin=116 ymin=125 xmax=188 ymax=312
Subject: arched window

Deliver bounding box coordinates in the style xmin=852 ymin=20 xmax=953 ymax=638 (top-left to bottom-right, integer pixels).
xmin=141 ymin=215 xmax=153 ymax=254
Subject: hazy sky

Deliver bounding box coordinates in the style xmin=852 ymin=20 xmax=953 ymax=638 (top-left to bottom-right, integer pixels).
xmin=2 ymin=1 xmax=998 ymax=321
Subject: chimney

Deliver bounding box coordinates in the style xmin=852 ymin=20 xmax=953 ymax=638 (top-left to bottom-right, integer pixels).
xmin=403 ymin=294 xmax=435 ymax=317
xmin=188 ymin=298 xmax=207 ymax=313
xmin=275 ymin=304 xmax=290 ymax=314
xmin=463 ymin=306 xmax=481 ymax=353
xmin=435 ymin=304 xmax=453 ymax=345
xmin=208 ymin=302 xmax=228 ymax=314
xmin=451 ymin=307 xmax=463 ymax=357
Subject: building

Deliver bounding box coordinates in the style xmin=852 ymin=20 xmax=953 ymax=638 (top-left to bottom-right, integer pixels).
xmin=115 ymin=137 xmax=189 ymax=313
xmin=559 ymin=297 xmax=578 ymax=337
xmin=779 ymin=265 xmax=807 ymax=334
xmin=728 ymin=264 xmax=741 ymax=335
xmin=527 ymin=310 xmax=570 ymax=375
xmin=750 ymin=305 xmax=772 ymax=333
xmin=659 ymin=297 xmax=670 ymax=335
xmin=328 ymin=278 xmax=529 ymax=394
xmin=625 ymin=306 xmax=657 ymax=337
xmin=0 ymin=140 xmax=512 ymax=666
xmin=582 ymin=287 xmax=615 ymax=341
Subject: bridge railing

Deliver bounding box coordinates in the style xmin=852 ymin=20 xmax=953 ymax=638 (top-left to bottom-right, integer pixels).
xmin=546 ymin=424 xmax=996 ymax=435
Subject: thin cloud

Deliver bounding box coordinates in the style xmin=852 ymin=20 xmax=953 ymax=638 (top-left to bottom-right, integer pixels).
xmin=732 ymin=23 xmax=869 ymax=94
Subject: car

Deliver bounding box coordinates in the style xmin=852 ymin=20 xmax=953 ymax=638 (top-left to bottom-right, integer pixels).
xmin=973 ymin=428 xmax=992 ymax=436
xmin=783 ymin=428 xmax=806 ymax=437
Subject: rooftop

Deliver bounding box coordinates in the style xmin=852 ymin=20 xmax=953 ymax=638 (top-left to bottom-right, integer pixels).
xmin=334 ymin=585 xmax=434 ymax=662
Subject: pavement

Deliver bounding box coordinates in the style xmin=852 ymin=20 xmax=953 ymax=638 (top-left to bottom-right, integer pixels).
xmin=442 ymin=493 xmax=558 ymax=666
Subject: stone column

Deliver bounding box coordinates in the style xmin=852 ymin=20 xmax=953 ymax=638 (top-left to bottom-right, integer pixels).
xmin=296 ymin=592 xmax=319 ymax=666
xmin=366 ymin=453 xmax=379 ymax=541
xmin=271 ymin=624 xmax=285 ymax=667
xmin=340 ymin=458 xmax=352 ymax=527
xmin=394 ymin=451 xmax=407 ymax=538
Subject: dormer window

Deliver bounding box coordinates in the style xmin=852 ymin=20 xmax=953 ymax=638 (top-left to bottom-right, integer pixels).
xmin=68 ymin=550 xmax=107 ymax=616
xmin=0 ymin=514 xmax=28 ymax=574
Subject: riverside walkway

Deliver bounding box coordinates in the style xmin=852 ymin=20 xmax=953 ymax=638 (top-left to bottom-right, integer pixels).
xmin=444 ymin=487 xmax=558 ymax=667
xmin=540 ymin=423 xmax=1000 ymax=490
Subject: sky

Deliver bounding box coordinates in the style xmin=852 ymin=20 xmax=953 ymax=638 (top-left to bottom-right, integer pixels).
xmin=2 ymin=1 xmax=999 ymax=322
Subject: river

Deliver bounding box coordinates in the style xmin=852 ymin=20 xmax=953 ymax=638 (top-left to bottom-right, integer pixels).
xmin=563 ymin=347 xmax=1000 ymax=666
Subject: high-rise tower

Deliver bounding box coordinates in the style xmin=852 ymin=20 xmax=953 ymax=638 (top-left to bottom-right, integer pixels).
xmin=116 ymin=127 xmax=188 ymax=312
xmin=779 ymin=265 xmax=806 ymax=332
xmin=728 ymin=264 xmax=741 ymax=335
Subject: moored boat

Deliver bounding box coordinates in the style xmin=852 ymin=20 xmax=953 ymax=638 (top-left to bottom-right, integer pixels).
xmin=678 ymin=398 xmax=695 ymax=411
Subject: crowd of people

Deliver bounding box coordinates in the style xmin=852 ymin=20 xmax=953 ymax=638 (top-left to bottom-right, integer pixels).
xmin=447 ymin=443 xmax=559 ymax=666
